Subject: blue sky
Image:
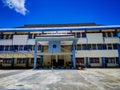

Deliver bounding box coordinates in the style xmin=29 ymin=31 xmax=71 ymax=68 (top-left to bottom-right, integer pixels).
xmin=0 ymin=0 xmax=120 ymax=28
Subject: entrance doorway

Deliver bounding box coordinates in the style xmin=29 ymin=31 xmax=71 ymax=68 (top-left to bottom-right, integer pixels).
xmin=52 ymin=59 xmax=64 ymax=68
xmin=0 ymin=58 xmax=3 ymax=68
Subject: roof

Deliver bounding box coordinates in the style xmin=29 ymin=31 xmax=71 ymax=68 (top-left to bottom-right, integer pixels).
xmin=17 ymin=23 xmax=100 ymax=28
xmin=0 ymin=23 xmax=120 ymax=32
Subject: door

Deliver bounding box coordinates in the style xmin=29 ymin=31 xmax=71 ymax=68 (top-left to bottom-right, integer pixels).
xmin=0 ymin=59 xmax=3 ymax=68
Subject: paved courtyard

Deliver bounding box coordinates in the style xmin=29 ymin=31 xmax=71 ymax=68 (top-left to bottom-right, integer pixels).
xmin=0 ymin=69 xmax=120 ymax=90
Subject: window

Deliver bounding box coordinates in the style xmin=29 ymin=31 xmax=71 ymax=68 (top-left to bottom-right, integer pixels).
xmin=103 ymin=32 xmax=114 ymax=37
xmin=4 ymin=45 xmax=10 ymax=51
xmin=2 ymin=34 xmax=13 ymax=39
xmin=108 ymin=32 xmax=112 ymax=37
xmin=10 ymin=46 xmax=14 ymax=51
xmin=113 ymin=44 xmax=117 ymax=49
xmin=53 ymin=44 xmax=57 ymax=48
xmin=90 ymin=58 xmax=99 ymax=63
xmin=3 ymin=59 xmax=11 ymax=64
xmin=82 ymin=44 xmax=87 ymax=50
xmin=28 ymin=45 xmax=32 ymax=51
xmin=92 ymin=44 xmax=97 ymax=50
xmin=0 ymin=34 xmax=3 ymax=39
xmin=107 ymin=44 xmax=113 ymax=50
xmin=34 ymin=34 xmax=37 ymax=38
xmin=6 ymin=34 xmax=9 ymax=39
xmin=24 ymin=45 xmax=28 ymax=51
xmin=32 ymin=45 xmax=35 ymax=50
xmin=97 ymin=44 xmax=102 ymax=50
xmin=0 ymin=45 xmax=4 ymax=51
xmin=82 ymin=32 xmax=86 ymax=37
xmin=76 ymin=58 xmax=84 ymax=64
xmin=9 ymin=34 xmax=13 ymax=39
xmin=77 ymin=45 xmax=81 ymax=50
xmin=18 ymin=45 xmax=23 ymax=51
xmin=14 ymin=45 xmax=18 ymax=51
xmin=103 ymin=44 xmax=107 ymax=49
xmin=28 ymin=34 xmax=32 ymax=39
xmin=72 ymin=32 xmax=76 ymax=37
xmin=76 ymin=32 xmax=80 ymax=38
xmin=103 ymin=32 xmax=106 ymax=37
xmin=113 ymin=32 xmax=117 ymax=37
xmin=38 ymin=45 xmax=41 ymax=50
xmin=88 ymin=44 xmax=97 ymax=50
xmin=105 ymin=58 xmax=116 ymax=63
xmin=17 ymin=58 xmax=26 ymax=64
xmin=28 ymin=45 xmax=35 ymax=51
xmin=31 ymin=58 xmax=40 ymax=64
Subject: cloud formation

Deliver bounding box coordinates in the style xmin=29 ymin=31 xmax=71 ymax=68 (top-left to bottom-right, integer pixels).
xmin=2 ymin=0 xmax=28 ymax=15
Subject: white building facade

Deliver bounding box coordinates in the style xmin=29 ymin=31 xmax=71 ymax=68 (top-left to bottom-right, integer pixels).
xmin=0 ymin=24 xmax=120 ymax=69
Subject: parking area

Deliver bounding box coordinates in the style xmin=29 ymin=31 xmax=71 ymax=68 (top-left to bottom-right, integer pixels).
xmin=0 ymin=69 xmax=120 ymax=90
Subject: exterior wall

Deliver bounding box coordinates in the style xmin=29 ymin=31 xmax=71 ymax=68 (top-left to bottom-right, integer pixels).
xmin=104 ymin=37 xmax=120 ymax=43
xmin=2 ymin=63 xmax=11 ymax=67
xmin=77 ymin=38 xmax=87 ymax=44
xmin=27 ymin=39 xmax=35 ymax=45
xmin=0 ymin=40 xmax=12 ymax=45
xmin=76 ymin=50 xmax=118 ymax=57
xmin=13 ymin=35 xmax=28 ymax=45
xmin=87 ymin=33 xmax=103 ymax=44
xmin=0 ymin=26 xmax=120 ymax=68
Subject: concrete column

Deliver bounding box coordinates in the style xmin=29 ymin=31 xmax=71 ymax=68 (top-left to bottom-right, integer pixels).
xmin=72 ymin=44 xmax=76 ymax=69
xmin=26 ymin=58 xmax=29 ymax=68
xmin=34 ymin=40 xmax=37 ymax=69
xmin=86 ymin=57 xmax=89 ymax=68
xmin=117 ymin=44 xmax=120 ymax=67
xmin=102 ymin=57 xmax=105 ymax=68
xmin=34 ymin=53 xmax=37 ymax=69
xmin=11 ymin=58 xmax=14 ymax=68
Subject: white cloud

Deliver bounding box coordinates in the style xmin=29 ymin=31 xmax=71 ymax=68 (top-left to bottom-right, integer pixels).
xmin=2 ymin=0 xmax=28 ymax=15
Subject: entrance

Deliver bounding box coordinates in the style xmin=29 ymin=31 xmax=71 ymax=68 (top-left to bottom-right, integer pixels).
xmin=0 ymin=59 xmax=3 ymax=68
xmin=33 ymin=34 xmax=78 ymax=69
xmin=52 ymin=59 xmax=64 ymax=68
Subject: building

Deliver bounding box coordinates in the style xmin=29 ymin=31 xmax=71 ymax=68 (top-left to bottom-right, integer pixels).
xmin=0 ymin=23 xmax=120 ymax=69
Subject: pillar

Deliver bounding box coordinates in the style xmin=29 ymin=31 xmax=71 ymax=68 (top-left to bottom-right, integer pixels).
xmin=11 ymin=58 xmax=14 ymax=68
xmin=56 ymin=55 xmax=58 ymax=63
xmin=102 ymin=57 xmax=105 ymax=68
xmin=26 ymin=58 xmax=29 ymax=68
xmin=86 ymin=57 xmax=89 ymax=68
xmin=72 ymin=44 xmax=76 ymax=69
xmin=34 ymin=53 xmax=37 ymax=69
xmin=117 ymin=44 xmax=120 ymax=67
xmin=56 ymin=55 xmax=58 ymax=68
xmin=34 ymin=40 xmax=37 ymax=69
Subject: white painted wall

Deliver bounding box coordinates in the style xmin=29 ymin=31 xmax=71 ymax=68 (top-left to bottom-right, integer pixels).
xmin=76 ymin=50 xmax=118 ymax=57
xmin=104 ymin=37 xmax=120 ymax=43
xmin=87 ymin=33 xmax=103 ymax=44
xmin=13 ymin=35 xmax=28 ymax=45
xmin=77 ymin=38 xmax=87 ymax=44
xmin=0 ymin=40 xmax=12 ymax=45
xmin=27 ymin=39 xmax=35 ymax=45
